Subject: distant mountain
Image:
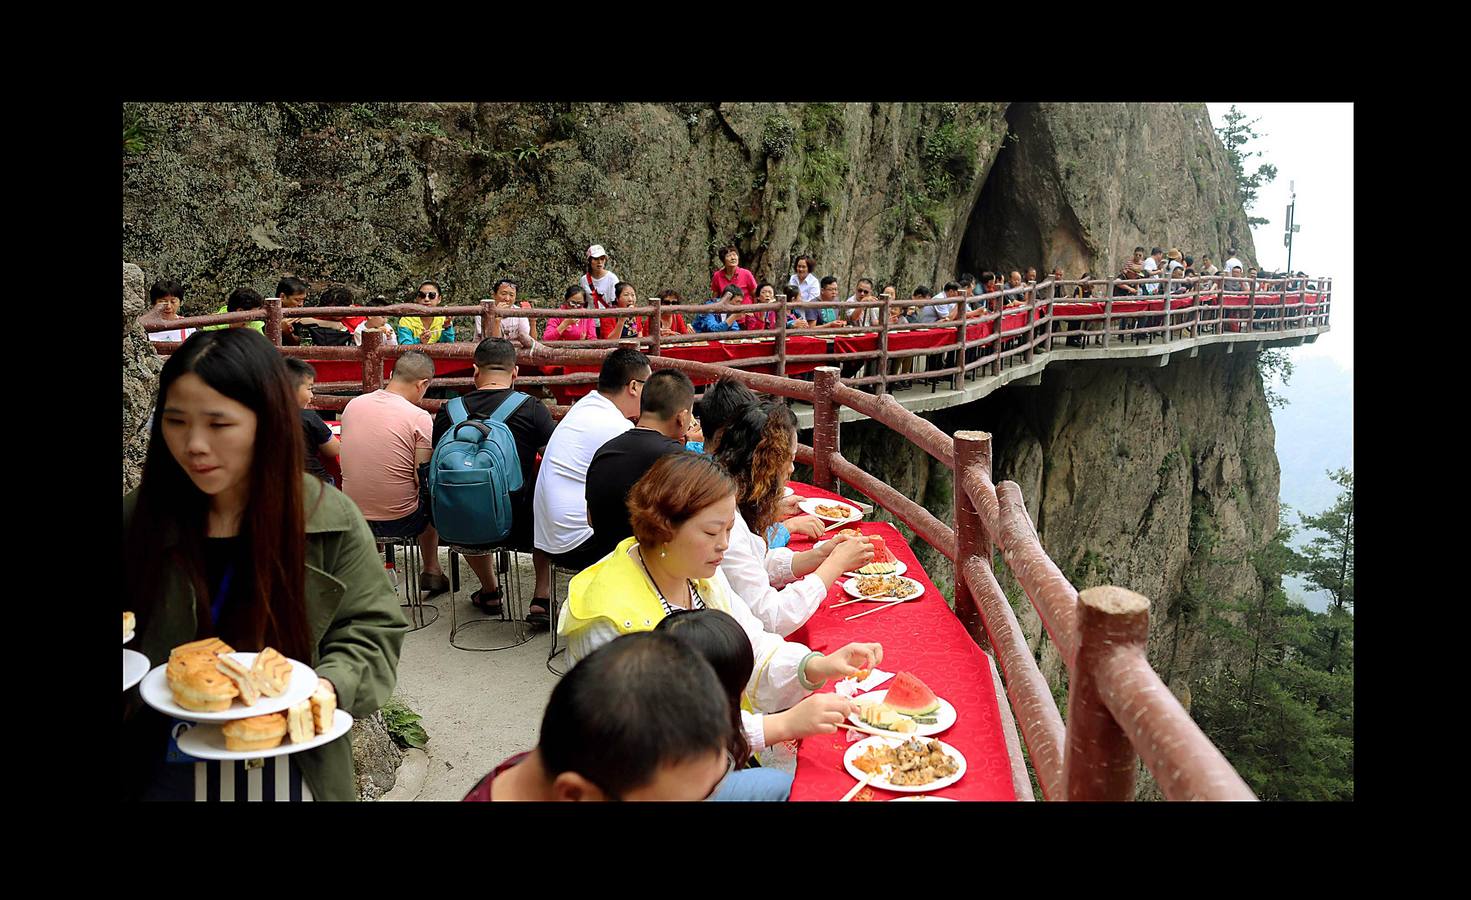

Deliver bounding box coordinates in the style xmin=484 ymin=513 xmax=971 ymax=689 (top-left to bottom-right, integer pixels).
xmin=1270 ymin=352 xmax=1353 ymax=611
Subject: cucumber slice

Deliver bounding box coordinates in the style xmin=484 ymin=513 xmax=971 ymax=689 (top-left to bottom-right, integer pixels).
xmin=910 ymin=715 xmax=939 ymax=724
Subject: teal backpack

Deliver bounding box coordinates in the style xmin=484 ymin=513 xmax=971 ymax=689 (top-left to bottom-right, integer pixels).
xmin=428 ymin=393 xmax=530 ymax=546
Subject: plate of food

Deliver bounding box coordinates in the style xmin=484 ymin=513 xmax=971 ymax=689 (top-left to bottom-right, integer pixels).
xmin=177 ymin=704 xmax=352 ymax=761
xmin=123 ymin=649 xmax=150 ymax=692
xmin=839 ymin=532 xmax=905 ymax=577
xmin=850 ymin=673 xmax=956 ymax=737
xmin=123 ymin=611 xmax=135 ymax=645
xmin=888 ymin=796 xmax=957 ymax=802
xmin=798 ymin=498 xmax=862 ymax=524
xmin=842 ymin=574 xmax=924 ymax=601
xmin=140 ymin=639 xmax=318 ymax=722
xmin=844 ymin=736 xmax=966 ymax=793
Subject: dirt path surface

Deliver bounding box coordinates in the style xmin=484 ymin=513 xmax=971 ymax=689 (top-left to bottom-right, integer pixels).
xmin=388 ymin=550 xmax=562 ymax=801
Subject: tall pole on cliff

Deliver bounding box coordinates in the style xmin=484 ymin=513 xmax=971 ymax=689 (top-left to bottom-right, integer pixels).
xmin=1284 ymin=180 xmax=1298 ymax=273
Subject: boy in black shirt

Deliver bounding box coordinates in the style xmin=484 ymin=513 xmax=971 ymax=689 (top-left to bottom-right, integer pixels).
xmin=432 ymin=338 xmax=557 ymax=624
xmin=582 ymin=370 xmax=696 ymax=562
xmin=283 ymin=358 xmax=340 ymax=483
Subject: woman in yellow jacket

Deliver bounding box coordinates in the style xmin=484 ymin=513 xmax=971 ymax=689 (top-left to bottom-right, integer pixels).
xmin=558 ymin=452 xmax=880 ymax=744
xmin=395 ymin=280 xmax=456 ymax=345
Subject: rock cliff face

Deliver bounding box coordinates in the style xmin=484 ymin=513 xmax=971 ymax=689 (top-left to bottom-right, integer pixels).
xmin=123 ymin=102 xmax=1010 ymax=310
xmin=122 ymin=263 xmax=162 ymax=493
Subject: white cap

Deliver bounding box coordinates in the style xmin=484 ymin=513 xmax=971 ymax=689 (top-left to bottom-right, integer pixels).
xmin=587 ymin=244 xmax=607 ymax=259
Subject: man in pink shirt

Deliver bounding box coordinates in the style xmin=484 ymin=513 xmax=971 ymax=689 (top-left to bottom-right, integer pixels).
xmin=340 ymin=350 xmax=449 ymax=593
xmin=710 ymin=246 xmax=759 ymax=315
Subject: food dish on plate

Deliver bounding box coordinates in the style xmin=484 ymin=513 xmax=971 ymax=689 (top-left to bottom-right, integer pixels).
xmin=251 ymin=647 xmax=292 ymax=697
xmin=123 ymin=612 xmax=135 ymax=641
xmin=287 ymin=700 xmax=315 ymax=744
xmin=216 ymin=654 xmax=262 ymax=706
xmin=852 ymin=574 xmax=918 ymax=598
xmin=859 ymin=702 xmax=918 ymax=733
xmin=813 ymin=502 xmax=856 ymax=520
xmin=853 ymin=738 xmax=960 ymax=786
xmin=171 ymin=666 xmax=239 ymax=712
xmin=884 ymin=671 xmax=940 ymax=716
xmin=310 ymin=682 xmax=337 ymax=733
xmin=222 ymin=713 xmax=288 ymax=752
xmin=856 ymin=535 xmax=896 ymax=575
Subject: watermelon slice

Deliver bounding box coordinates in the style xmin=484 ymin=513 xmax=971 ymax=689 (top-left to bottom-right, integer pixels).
xmin=868 ymin=535 xmax=893 ymax=563
xmin=885 ymin=671 xmax=940 ymax=716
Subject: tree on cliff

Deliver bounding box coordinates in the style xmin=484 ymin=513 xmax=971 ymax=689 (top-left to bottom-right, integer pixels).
xmin=1191 ymin=502 xmax=1353 ymax=800
xmin=1215 ymin=105 xmax=1278 ymax=228
xmin=1297 ymin=468 xmax=1354 ymax=677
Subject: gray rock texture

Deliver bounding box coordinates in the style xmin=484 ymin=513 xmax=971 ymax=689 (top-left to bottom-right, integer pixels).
xmin=350 ymin=709 xmax=403 ymax=801
xmin=122 ymin=262 xmax=162 ymax=493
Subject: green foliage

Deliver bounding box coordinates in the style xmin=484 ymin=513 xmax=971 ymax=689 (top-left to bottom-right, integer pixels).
xmin=349 ymin=103 xmax=379 ymax=124
xmin=514 ymin=144 xmax=542 ymax=163
xmin=1297 ymin=469 xmax=1353 ymax=613
xmin=921 ymin=119 xmax=987 ymax=198
xmin=123 ymin=109 xmax=155 ymax=157
xmin=380 ymin=697 xmax=429 ymax=749
xmin=795 ymin=104 xmax=849 ymax=236
xmin=1214 ymin=105 xmax=1279 ymax=227
xmin=1190 ymin=506 xmax=1353 ymax=799
xmin=407 ymin=119 xmax=447 ymax=139
xmin=1257 ymin=349 xmax=1294 ymax=410
xmin=761 ymin=113 xmax=797 ymax=160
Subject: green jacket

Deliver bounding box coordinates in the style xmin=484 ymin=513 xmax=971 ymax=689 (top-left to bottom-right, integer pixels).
xmin=122 ymin=474 xmax=409 ymax=801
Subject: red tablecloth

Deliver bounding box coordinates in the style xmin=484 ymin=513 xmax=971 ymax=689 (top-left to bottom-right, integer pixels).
xmin=833 ymin=327 xmax=953 ymax=355
xmin=309 ymin=355 xmax=474 ymax=384
xmin=545 ymin=337 xmax=834 ymax=404
xmin=782 ymin=482 xmax=1016 ymax=801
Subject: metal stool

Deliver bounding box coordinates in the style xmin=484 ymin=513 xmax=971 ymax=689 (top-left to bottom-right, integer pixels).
xmin=546 ymin=563 xmax=581 ymax=677
xmin=378 ymin=535 xmax=439 ymax=632
xmin=446 ymin=544 xmax=533 ymax=652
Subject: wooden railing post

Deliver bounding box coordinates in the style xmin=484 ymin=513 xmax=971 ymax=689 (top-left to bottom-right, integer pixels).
xmin=1023 ymin=287 xmax=1036 ymax=364
xmin=361 ymin=330 xmax=385 ymax=393
xmin=953 ymin=430 xmax=992 ymax=653
xmin=264 ymin=296 xmax=282 ymax=346
xmin=481 ymin=300 xmax=497 ymax=341
xmin=1191 ymin=274 xmax=1202 ymax=337
xmin=952 ymin=302 xmax=966 ymax=392
xmin=775 ymin=291 xmax=788 ymax=377
xmin=1064 ymin=586 xmax=1150 ymax=801
xmin=812 ymin=366 xmax=840 ymax=491
xmin=1103 ymin=283 xmax=1114 ymax=349
xmin=878 ymin=292 xmax=891 ymax=395
xmin=1247 ymin=277 xmax=1257 ymax=333
xmin=1161 ymin=270 xmax=1173 ymax=342
xmin=649 ymin=298 xmax=663 ymax=359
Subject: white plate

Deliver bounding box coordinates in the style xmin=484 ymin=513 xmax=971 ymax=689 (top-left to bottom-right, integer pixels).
xmin=889 ymin=796 xmax=958 ymax=802
xmin=850 ymin=690 xmax=957 ymax=737
xmin=176 ymin=708 xmax=353 ymax=761
xmin=123 ymin=649 xmax=150 ymax=692
xmin=140 ymin=651 xmax=319 ymax=722
xmin=843 ymin=736 xmax=967 ymax=793
xmin=783 ymin=486 xmax=795 ymax=498
xmin=842 ymin=574 xmax=925 ymax=601
xmin=798 ymin=498 xmax=862 ymax=524
xmin=842 ymin=560 xmax=907 ymax=579
xmin=123 ymin=630 xmax=135 ymax=645
xmin=329 ymin=424 xmax=341 ymax=435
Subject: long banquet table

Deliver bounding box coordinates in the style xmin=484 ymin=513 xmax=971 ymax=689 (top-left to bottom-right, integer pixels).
xmin=782 ymin=481 xmax=1016 ymax=801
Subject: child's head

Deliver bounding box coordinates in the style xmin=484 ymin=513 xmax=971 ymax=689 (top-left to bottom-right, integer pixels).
xmin=226 ymin=287 xmax=264 ymax=313
xmin=317 ymin=285 xmax=355 ymax=308
xmin=283 ymin=357 xmax=316 ymax=408
xmin=538 ymin=631 xmax=734 ymax=801
xmin=149 ymin=279 xmax=184 ymax=317
xmin=655 ymin=609 xmax=753 ymax=766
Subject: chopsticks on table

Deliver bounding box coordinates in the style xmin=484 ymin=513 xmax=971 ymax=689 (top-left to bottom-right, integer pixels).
xmin=841 ymin=771 xmax=877 ymax=801
xmin=844 ymin=597 xmax=908 ymax=621
xmin=838 ymin=721 xmax=906 ymax=741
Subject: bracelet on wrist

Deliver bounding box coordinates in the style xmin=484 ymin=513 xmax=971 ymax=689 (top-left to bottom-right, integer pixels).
xmin=798 ymin=651 xmax=826 ymax=691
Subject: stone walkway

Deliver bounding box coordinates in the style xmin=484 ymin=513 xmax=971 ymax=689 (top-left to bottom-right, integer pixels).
xmin=387 ymin=550 xmax=561 ymax=801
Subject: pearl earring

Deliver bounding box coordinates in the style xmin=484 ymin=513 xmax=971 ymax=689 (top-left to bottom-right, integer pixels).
xmin=660 ymin=546 xmax=667 ymax=559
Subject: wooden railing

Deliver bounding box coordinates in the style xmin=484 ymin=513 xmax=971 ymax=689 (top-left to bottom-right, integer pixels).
xmin=139 ymin=273 xmax=1332 ymax=402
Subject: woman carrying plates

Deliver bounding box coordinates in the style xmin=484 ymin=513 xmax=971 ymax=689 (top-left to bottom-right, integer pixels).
xmin=122 ymin=329 xmax=408 ymax=801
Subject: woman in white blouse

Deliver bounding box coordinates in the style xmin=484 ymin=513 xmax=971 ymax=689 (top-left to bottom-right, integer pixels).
xmin=712 ymin=400 xmax=873 ymax=636
xmin=557 ymin=452 xmax=882 ymax=720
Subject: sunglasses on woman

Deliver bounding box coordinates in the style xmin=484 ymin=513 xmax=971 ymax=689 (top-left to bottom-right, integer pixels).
xmin=418 ymin=291 xmax=439 ymax=300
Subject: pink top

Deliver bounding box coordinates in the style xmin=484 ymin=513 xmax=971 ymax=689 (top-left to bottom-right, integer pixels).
xmin=339 ymin=389 xmax=434 ymax=521
xmin=544 ymin=315 xmax=599 ymax=342
xmin=712 ymin=266 xmax=759 ymax=304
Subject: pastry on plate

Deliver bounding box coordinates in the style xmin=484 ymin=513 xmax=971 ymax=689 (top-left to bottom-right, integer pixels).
xmin=251 ymin=647 xmax=292 ymax=697
xmin=310 ymin=682 xmax=336 ymax=734
xmin=222 ymin=713 xmax=288 ymax=752
xmin=287 ymin=700 xmax=316 ymax=744
xmin=216 ymin=655 xmax=262 ymax=706
xmin=123 ymin=611 xmax=135 ymax=639
xmin=170 ymin=666 xmax=240 ymax=712
xmin=167 ymin=649 xmax=222 ymax=685
xmin=169 ymin=637 xmax=234 ymax=661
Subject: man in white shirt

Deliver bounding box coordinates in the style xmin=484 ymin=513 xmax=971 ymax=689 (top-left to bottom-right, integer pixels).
xmin=916 ymin=281 xmax=958 ymax=324
xmin=533 ymin=348 xmax=649 ymax=571
xmin=474 ymin=278 xmax=541 ymax=351
xmin=1142 ymin=247 xmax=1164 ymax=295
xmin=841 ymin=277 xmax=876 ymax=326
xmin=1223 ymin=248 xmax=1244 ymax=277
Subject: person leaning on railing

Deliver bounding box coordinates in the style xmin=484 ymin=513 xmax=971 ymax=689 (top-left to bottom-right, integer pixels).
xmin=395 ymin=280 xmax=456 ymax=345
xmin=647 ymin=289 xmax=691 ymax=336
xmin=692 ymin=284 xmax=751 ymax=333
xmin=556 ymin=451 xmax=883 ymax=722
xmin=201 ymin=286 xmax=267 ymax=334
xmin=543 ymin=285 xmax=598 ymax=342
xmin=148 ymin=278 xmax=196 ymax=344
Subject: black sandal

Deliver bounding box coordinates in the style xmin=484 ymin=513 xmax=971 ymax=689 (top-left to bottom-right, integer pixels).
xmin=526 ymin=599 xmax=552 ymax=630
xmin=470 ymin=587 xmax=504 ymax=615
